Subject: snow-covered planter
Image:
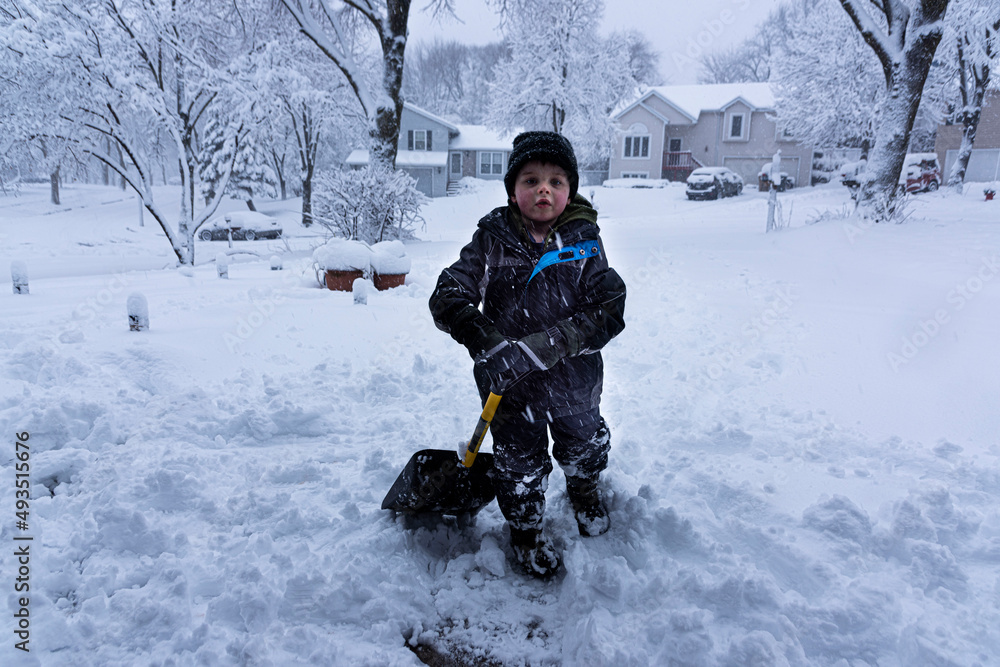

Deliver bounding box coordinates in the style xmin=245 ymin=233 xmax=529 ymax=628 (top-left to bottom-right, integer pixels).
xmin=313 ymin=239 xmax=371 ymax=291
xmin=985 ymin=188 xmax=995 ymax=201
xmin=370 ymin=240 xmax=411 ymax=290
xmin=312 ymin=238 xmax=412 ymax=291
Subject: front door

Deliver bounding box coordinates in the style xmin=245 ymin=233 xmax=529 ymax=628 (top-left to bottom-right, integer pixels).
xmin=450 ymin=152 xmax=462 ymax=178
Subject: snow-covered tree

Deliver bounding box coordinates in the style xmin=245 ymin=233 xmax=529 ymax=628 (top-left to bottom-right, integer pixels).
xmin=836 ymin=0 xmax=951 ymax=216
xmin=485 ymin=0 xmax=639 ymax=167
xmin=278 ymin=0 xmax=453 ymax=169
xmin=0 ymin=0 xmax=85 ymax=204
xmin=32 ymin=0 xmax=252 ymax=264
xmin=199 ymin=115 xmax=278 ymax=211
xmin=941 ymin=0 xmax=1000 ymax=187
xmin=771 ymin=1 xmax=883 ymax=157
xmin=244 ymin=31 xmax=366 ymax=227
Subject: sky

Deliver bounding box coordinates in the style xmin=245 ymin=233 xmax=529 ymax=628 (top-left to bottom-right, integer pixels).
xmin=407 ymin=0 xmax=783 ymax=85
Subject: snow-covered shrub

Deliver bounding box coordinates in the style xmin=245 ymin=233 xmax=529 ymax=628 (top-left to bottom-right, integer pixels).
xmin=313 ymin=165 xmax=426 ymax=244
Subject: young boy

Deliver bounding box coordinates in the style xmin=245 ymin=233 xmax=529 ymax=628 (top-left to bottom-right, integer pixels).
xmin=429 ymin=131 xmax=626 ymax=577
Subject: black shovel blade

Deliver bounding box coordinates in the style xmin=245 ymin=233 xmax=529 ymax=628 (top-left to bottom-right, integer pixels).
xmin=381 ymin=449 xmax=495 ymax=515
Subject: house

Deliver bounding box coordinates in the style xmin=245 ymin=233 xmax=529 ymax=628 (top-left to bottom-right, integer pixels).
xmin=346 ymin=104 xmax=517 ymax=197
xmin=935 ymin=89 xmax=1000 ymax=183
xmin=608 ymin=83 xmax=815 ymax=188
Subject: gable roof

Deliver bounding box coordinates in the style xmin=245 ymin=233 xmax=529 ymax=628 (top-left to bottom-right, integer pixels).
xmin=403 ymin=103 xmax=460 ymax=133
xmin=616 ymin=83 xmax=776 ymax=122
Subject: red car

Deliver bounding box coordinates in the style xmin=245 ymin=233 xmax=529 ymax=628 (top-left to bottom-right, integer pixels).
xmin=898 ymin=153 xmax=942 ymax=194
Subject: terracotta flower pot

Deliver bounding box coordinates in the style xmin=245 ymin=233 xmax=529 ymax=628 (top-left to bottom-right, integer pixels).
xmin=986 ymin=191 xmax=995 ymax=201
xmin=325 ymin=269 xmax=364 ymax=291
xmin=373 ymin=272 xmax=407 ymax=290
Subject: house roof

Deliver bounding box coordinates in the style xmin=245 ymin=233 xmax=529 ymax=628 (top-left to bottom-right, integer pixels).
xmin=616 ymin=82 xmax=776 ymax=122
xmin=450 ymin=124 xmax=518 ymax=151
xmin=403 ymin=103 xmax=460 ymax=133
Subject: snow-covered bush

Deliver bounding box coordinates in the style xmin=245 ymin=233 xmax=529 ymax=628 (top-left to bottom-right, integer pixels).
xmin=313 ymin=166 xmax=426 ymax=244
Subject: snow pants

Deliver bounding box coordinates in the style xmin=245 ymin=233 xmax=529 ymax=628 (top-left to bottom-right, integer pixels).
xmin=490 ymin=405 xmax=610 ymax=530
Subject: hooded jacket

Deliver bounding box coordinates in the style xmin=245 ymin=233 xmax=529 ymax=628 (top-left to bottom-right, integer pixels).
xmin=429 ymin=195 xmax=626 ymax=417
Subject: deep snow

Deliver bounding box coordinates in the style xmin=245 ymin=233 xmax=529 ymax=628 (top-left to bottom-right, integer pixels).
xmin=2 ymin=180 xmax=999 ymax=666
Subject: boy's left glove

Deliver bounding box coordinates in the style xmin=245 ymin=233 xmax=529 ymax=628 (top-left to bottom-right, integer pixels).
xmin=475 ymin=326 xmax=571 ymax=392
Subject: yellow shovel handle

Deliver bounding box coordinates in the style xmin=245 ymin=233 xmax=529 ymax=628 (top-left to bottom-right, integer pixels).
xmin=462 ymin=392 xmax=502 ymax=468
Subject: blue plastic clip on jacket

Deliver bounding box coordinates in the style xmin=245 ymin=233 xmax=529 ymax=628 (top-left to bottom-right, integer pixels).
xmin=527 ymin=240 xmax=602 ymax=283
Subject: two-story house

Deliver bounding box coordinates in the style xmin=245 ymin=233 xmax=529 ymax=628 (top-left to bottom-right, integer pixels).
xmin=608 ymin=83 xmax=815 ymax=188
xmin=346 ymin=103 xmax=517 ymax=197
xmin=935 ymin=89 xmax=1000 ymax=183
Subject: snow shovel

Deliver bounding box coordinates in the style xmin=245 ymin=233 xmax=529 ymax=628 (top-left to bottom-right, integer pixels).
xmin=381 ymin=392 xmax=502 ymax=515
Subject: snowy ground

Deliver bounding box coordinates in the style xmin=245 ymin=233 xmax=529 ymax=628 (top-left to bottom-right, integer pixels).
xmin=2 ymin=179 xmax=999 ymax=666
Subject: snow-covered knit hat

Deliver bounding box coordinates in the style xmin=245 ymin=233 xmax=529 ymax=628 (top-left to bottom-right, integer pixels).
xmin=504 ymin=131 xmax=579 ymax=199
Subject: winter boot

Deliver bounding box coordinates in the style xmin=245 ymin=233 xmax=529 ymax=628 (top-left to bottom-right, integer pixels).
xmin=566 ymin=476 xmax=609 ymax=537
xmin=509 ymin=526 xmax=562 ymax=578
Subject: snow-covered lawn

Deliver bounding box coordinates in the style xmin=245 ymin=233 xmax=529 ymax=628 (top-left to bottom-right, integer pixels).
xmin=2 ymin=181 xmax=999 ymax=665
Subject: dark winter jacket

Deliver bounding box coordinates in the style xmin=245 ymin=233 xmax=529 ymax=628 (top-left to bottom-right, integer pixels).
xmin=429 ymin=195 xmax=626 ymax=417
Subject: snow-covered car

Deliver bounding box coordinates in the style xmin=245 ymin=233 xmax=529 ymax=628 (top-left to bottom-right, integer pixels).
xmin=839 ymin=159 xmax=867 ymax=192
xmin=758 ymin=164 xmax=795 ymax=192
xmin=898 ymin=153 xmax=942 ymax=194
xmin=685 ymin=167 xmax=743 ymax=200
xmin=199 ymin=211 xmax=282 ymax=241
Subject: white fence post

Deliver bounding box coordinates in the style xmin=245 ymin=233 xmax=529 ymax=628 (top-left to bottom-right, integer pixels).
xmin=11 ymin=261 xmax=28 ymax=294
xmin=766 ymin=150 xmax=782 ymax=234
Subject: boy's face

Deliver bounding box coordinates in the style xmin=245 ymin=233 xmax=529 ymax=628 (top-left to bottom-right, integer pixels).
xmin=510 ymin=161 xmax=570 ymax=225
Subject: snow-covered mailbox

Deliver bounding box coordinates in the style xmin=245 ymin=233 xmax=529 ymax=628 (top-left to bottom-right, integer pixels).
xmin=313 ymin=239 xmax=410 ymax=292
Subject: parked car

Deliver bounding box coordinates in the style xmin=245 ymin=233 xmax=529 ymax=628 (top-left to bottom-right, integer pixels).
xmin=899 ymin=152 xmax=942 ymax=193
xmin=840 ymin=154 xmax=943 ymax=196
xmin=758 ymin=164 xmax=795 ymax=192
xmin=199 ymin=211 xmax=282 ymax=241
xmin=686 ymin=167 xmax=743 ymax=200
xmin=839 ymin=159 xmax=867 ymax=192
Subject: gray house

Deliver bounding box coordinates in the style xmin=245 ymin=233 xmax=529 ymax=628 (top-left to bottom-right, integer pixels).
xmin=608 ymin=83 xmax=815 ymax=188
xmin=346 ymin=104 xmax=517 ymax=197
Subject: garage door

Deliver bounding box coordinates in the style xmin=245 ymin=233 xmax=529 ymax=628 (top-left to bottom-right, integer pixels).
xmin=407 ymin=168 xmax=434 ymax=196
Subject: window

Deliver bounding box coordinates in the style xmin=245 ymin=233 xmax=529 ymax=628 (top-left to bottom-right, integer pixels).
xmin=727 ymin=113 xmax=746 ymax=140
xmin=669 ymin=139 xmax=682 ymax=152
xmin=480 ymin=152 xmax=503 ymax=175
xmin=621 ymin=172 xmax=648 ymax=179
xmin=623 ymin=135 xmax=650 ymax=158
xmin=408 ymin=130 xmax=433 ymax=151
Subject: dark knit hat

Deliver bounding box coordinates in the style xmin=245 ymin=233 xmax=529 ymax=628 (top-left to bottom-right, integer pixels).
xmin=504 ymin=131 xmax=579 ymax=199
